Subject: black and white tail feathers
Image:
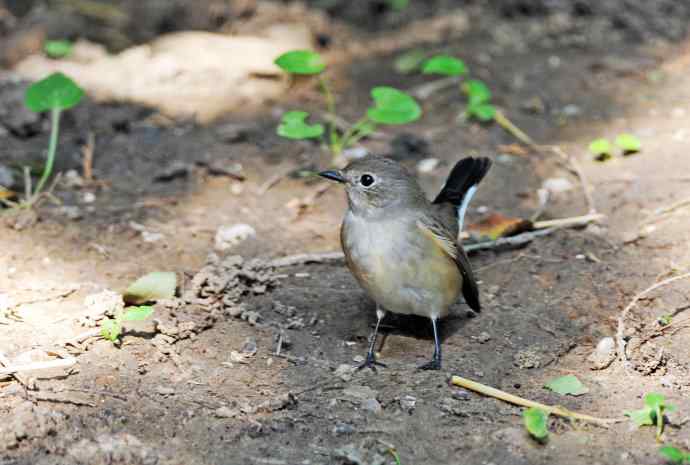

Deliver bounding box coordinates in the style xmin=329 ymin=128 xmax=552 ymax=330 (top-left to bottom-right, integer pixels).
xmin=433 ymin=157 xmax=492 ymax=231
xmin=433 ymin=157 xmax=491 ymax=313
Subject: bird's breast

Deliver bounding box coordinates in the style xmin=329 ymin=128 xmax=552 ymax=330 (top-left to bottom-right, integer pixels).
xmin=341 ymin=211 xmax=462 ymax=317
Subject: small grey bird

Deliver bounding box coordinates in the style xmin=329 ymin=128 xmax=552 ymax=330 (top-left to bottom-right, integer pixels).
xmin=319 ymin=156 xmax=491 ymax=370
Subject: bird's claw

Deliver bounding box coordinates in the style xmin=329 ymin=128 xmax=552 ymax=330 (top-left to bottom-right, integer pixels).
xmin=356 ymin=352 xmax=387 ymax=371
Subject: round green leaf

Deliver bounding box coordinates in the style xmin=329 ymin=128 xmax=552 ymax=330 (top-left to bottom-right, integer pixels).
xmin=659 ymin=446 xmax=686 ymax=465
xmin=25 ymin=72 xmax=84 ymax=112
xmin=544 ymin=375 xmax=589 ymax=396
xmin=523 ymin=407 xmax=549 ymax=441
xmin=123 ymin=305 xmax=154 ymax=322
xmin=124 ymin=271 xmax=177 ymax=305
xmin=615 ymin=133 xmax=641 ymax=153
xmin=44 ymin=40 xmax=73 ymax=59
xmin=277 ymin=111 xmax=324 ymax=140
xmin=366 ymin=86 xmax=421 ymax=125
xmin=422 ymin=55 xmax=467 ymax=77
xmin=463 ymin=79 xmax=492 ymax=105
xmin=274 ymin=50 xmax=325 ymax=75
xmin=100 ymin=318 xmax=121 ymax=342
xmin=467 ymin=103 xmax=496 ymax=122
xmin=588 ymin=138 xmax=612 ymax=160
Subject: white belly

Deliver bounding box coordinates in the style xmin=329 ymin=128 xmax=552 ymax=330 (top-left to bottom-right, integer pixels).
xmin=341 ymin=211 xmax=461 ymax=318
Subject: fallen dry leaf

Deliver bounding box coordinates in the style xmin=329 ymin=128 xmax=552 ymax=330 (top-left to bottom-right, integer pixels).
xmin=467 ymin=213 xmax=533 ymax=240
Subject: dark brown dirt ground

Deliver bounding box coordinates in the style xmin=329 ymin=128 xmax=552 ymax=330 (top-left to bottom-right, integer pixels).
xmin=2 ymin=2 xmax=690 ymax=465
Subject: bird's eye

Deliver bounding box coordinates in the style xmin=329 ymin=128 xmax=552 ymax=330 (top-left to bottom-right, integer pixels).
xmin=360 ymin=174 xmax=375 ymax=187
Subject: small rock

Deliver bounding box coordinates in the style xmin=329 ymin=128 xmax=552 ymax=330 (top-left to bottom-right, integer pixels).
xmin=452 ymin=389 xmax=471 ymax=401
xmin=562 ymin=104 xmax=581 ymax=117
xmin=215 ymin=406 xmax=238 ymax=418
xmin=332 ymin=423 xmax=355 ymax=436
xmin=542 ymin=177 xmax=573 ymax=194
xmin=399 ymin=395 xmax=416 ymax=412
xmin=361 ymin=398 xmax=382 ymax=414
xmin=475 ymin=332 xmax=491 ymax=343
xmin=156 ymin=386 xmax=175 ymax=396
xmin=587 ymin=336 xmax=616 ymax=370
xmin=352 ymin=355 xmax=365 ymax=364
xmin=63 ymin=169 xmax=84 ymax=189
xmin=416 ymin=158 xmax=439 ymax=174
xmin=214 ymin=224 xmax=256 ymax=252
xmin=82 ymin=192 xmax=96 ymax=203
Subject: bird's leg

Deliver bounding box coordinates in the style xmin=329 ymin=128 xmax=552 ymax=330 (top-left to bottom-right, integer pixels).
xmin=357 ymin=307 xmax=387 ymax=371
xmin=419 ymin=317 xmax=442 ymax=370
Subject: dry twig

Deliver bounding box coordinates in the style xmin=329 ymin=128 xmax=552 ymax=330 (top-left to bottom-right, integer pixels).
xmin=451 ymin=375 xmax=622 ymax=426
xmin=616 ymin=271 xmax=690 ymax=371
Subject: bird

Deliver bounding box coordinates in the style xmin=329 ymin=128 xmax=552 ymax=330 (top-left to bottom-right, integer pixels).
xmin=319 ymin=155 xmax=491 ymax=370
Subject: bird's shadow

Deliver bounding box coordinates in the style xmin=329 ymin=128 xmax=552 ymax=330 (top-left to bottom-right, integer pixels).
xmin=361 ymin=299 xmax=476 ymax=344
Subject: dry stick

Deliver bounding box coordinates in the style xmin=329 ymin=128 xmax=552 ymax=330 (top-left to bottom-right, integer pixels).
xmin=82 ymin=131 xmax=95 ymax=182
xmin=270 ymin=214 xmax=604 ymax=267
xmin=0 ymin=352 xmax=34 ymax=388
xmin=616 ymin=271 xmax=690 ymax=370
xmin=451 ymin=375 xmax=622 ymax=426
xmin=640 ymin=196 xmax=690 ymax=227
xmin=0 ymin=357 xmax=77 ymax=377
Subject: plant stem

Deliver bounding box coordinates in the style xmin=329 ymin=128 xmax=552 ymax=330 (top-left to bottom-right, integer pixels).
xmin=319 ymin=76 xmax=338 ymax=151
xmin=451 ymin=375 xmax=623 ymax=426
xmin=494 ymin=109 xmax=534 ymax=146
xmin=34 ymin=107 xmax=61 ymax=197
xmin=338 ymin=116 xmax=371 ymax=153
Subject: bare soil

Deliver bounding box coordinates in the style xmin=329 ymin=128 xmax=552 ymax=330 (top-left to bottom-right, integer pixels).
xmin=2 ymin=2 xmax=690 ymax=465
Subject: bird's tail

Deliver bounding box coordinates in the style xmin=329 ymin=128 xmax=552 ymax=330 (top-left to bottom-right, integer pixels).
xmin=432 ymin=157 xmax=492 ymax=231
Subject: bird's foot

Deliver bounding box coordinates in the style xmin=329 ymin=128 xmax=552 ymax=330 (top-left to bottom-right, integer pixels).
xmin=356 ymin=352 xmax=386 ymax=372
xmin=418 ymin=358 xmax=442 ymax=371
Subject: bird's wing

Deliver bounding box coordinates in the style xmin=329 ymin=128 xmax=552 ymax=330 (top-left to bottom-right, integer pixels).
xmin=417 ymin=208 xmax=481 ymax=312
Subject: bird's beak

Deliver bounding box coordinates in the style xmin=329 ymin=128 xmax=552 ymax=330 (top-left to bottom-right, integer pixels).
xmin=318 ymin=170 xmax=346 ymax=183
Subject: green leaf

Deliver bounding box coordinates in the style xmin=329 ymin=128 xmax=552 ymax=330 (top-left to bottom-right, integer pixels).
xmin=44 ymin=40 xmax=73 ymax=59
xmin=523 ymin=407 xmax=549 ymax=441
xmin=462 ymin=79 xmax=492 ymax=105
xmin=394 ymin=49 xmax=426 ymax=74
xmin=615 ymin=133 xmax=641 ymax=153
xmin=386 ymin=0 xmax=409 ymax=11
xmin=466 ymin=103 xmax=496 ymax=122
xmin=277 ymin=111 xmax=324 ymax=140
xmin=422 ymin=55 xmax=467 ymax=77
xmin=123 ymin=305 xmax=154 ymax=322
xmin=544 ymin=375 xmax=589 ymax=396
xmin=274 ymin=50 xmax=325 ymax=75
xmin=367 ymin=86 xmax=421 ymax=125
xmin=645 ymin=393 xmax=666 ymax=409
xmin=625 ymin=407 xmax=654 ymax=427
xmin=588 ymin=138 xmax=612 ymax=160
xmin=124 ymin=271 xmax=177 ymax=305
xmin=25 ymin=72 xmax=84 ymax=112
xmin=100 ymin=318 xmax=121 ymax=342
xmin=659 ymin=446 xmax=686 ymax=465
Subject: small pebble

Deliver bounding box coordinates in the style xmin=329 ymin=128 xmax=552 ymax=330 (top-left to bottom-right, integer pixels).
xmin=452 ymin=389 xmax=471 ymax=401
xmin=215 ymin=406 xmax=238 ymax=418
xmin=156 ymin=386 xmax=175 ymax=396
xmin=214 ymin=223 xmax=256 ymax=252
xmin=82 ymin=192 xmax=96 ymax=203
xmin=399 ymin=395 xmax=417 ymax=412
xmin=332 ymin=423 xmax=355 ymax=436
xmin=416 ymin=158 xmax=440 ymax=174
xmin=362 ymin=398 xmax=382 ymax=414
xmin=476 ymin=332 xmax=491 ymax=343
